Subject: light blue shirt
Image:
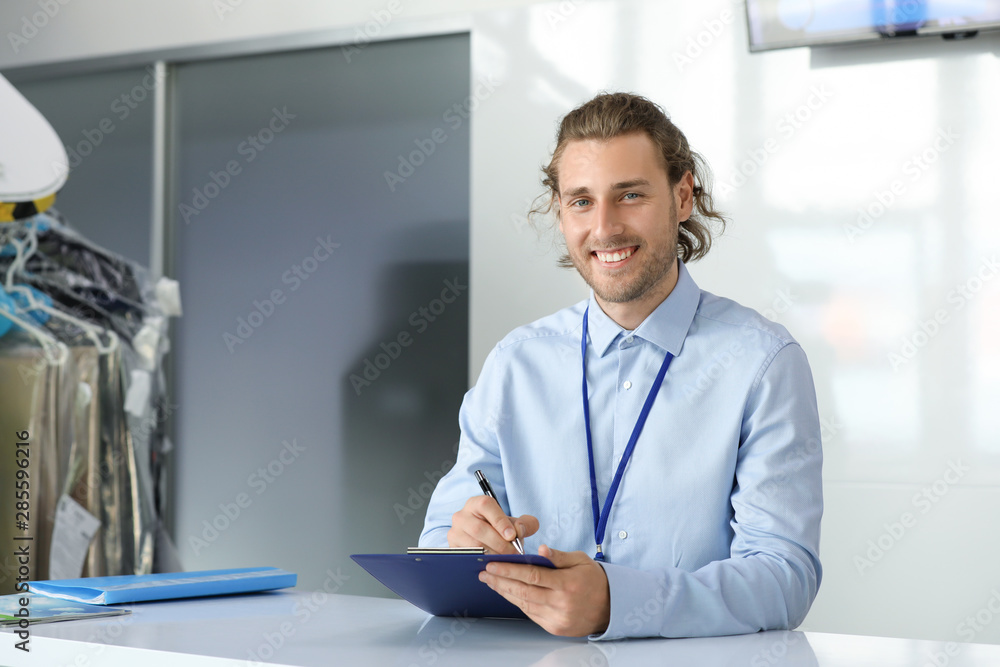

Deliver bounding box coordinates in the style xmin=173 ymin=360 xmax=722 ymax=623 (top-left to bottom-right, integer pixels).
xmin=419 ymin=261 xmax=823 ymax=640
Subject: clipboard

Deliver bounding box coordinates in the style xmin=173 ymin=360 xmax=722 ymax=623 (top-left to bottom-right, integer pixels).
xmin=351 ymin=552 xmax=555 ymax=618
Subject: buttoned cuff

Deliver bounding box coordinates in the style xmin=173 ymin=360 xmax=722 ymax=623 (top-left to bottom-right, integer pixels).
xmin=589 ymin=561 xmax=666 ymax=640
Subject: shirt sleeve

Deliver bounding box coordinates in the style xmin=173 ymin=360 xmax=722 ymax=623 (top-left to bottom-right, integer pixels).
xmin=419 ymin=345 xmax=508 ymax=547
xmin=593 ymin=342 xmax=823 ymax=640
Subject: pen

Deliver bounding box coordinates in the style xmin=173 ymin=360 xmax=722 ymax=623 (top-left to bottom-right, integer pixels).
xmin=474 ymin=469 xmax=525 ymax=555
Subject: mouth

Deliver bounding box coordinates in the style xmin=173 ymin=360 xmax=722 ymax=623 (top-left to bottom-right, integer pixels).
xmin=592 ymin=246 xmax=638 ymax=267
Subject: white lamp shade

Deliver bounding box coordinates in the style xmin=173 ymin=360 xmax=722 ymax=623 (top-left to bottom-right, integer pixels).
xmin=0 ymin=72 xmax=68 ymax=202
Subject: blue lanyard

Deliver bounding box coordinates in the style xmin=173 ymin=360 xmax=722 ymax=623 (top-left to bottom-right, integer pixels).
xmin=581 ymin=306 xmax=673 ymax=561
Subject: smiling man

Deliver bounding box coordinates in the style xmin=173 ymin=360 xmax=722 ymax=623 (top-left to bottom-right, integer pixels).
xmin=419 ymin=92 xmax=823 ymax=640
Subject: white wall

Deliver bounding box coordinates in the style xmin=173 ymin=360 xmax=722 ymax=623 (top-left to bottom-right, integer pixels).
xmin=4 ymin=0 xmax=999 ymax=646
xmin=0 ymin=0 xmax=537 ymax=71
xmin=469 ymin=0 xmax=1000 ymax=645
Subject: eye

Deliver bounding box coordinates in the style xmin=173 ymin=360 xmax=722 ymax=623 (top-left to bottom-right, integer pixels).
xmin=622 ymin=192 xmax=641 ymax=200
xmin=570 ymin=198 xmax=591 ymax=208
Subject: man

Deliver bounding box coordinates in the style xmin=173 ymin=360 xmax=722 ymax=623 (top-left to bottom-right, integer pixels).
xmin=419 ymin=92 xmax=822 ymax=640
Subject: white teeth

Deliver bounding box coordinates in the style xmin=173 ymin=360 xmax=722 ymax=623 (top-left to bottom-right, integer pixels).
xmin=596 ymin=248 xmax=633 ymax=263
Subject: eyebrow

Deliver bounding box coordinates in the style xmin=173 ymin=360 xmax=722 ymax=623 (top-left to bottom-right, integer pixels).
xmin=561 ymin=179 xmax=652 ymax=199
xmin=611 ymin=179 xmax=651 ymax=191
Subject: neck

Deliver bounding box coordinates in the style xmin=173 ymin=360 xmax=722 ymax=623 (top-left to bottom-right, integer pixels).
xmin=594 ymin=260 xmax=679 ymax=330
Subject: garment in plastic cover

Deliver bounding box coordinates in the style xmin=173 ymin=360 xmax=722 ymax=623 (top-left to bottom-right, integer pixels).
xmin=0 ymin=211 xmax=180 ymax=591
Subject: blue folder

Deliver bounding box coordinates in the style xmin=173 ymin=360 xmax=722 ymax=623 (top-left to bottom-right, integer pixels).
xmin=351 ymin=553 xmax=555 ymax=618
xmin=30 ymin=567 xmax=297 ymax=604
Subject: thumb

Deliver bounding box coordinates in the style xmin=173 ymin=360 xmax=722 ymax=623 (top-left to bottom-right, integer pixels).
xmin=538 ymin=544 xmax=587 ymax=568
xmin=514 ymin=514 xmax=539 ymax=539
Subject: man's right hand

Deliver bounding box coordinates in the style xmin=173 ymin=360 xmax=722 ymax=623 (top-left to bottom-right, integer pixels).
xmin=448 ymin=496 xmax=539 ymax=554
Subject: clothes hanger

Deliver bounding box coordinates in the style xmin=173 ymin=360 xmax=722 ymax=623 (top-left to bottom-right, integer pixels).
xmin=2 ymin=217 xmax=118 ymax=355
xmin=1 ymin=220 xmax=67 ymax=363
xmin=16 ymin=213 xmax=151 ymax=336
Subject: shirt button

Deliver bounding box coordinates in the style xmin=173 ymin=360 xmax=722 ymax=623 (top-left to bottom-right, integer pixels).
xmin=618 ymin=530 xmax=628 ymax=539
xmin=623 ymin=380 xmax=632 ymax=390
xmin=625 ymin=336 xmax=634 ymax=344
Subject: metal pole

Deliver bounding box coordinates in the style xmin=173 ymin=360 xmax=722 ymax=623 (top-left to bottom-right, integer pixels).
xmin=149 ymin=60 xmax=178 ymax=540
xmin=150 ymin=60 xmax=174 ymax=281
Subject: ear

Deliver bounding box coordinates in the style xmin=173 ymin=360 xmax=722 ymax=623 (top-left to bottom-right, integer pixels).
xmin=556 ymin=195 xmax=565 ymax=233
xmin=675 ymin=171 xmax=695 ymax=221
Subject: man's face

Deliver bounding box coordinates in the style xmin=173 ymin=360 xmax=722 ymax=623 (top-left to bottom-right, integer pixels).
xmin=557 ymin=132 xmax=691 ymax=306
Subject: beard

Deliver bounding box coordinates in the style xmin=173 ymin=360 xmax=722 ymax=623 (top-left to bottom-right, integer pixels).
xmin=566 ymin=200 xmax=681 ymax=304
xmin=569 ymin=239 xmax=678 ymax=303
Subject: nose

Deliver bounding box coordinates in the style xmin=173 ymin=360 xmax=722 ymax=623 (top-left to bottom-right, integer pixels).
xmin=592 ymin=199 xmax=624 ymax=241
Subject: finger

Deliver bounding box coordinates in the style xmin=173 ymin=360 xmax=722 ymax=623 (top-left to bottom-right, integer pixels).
xmin=479 ymin=571 xmax=537 ymax=622
xmin=538 ymin=545 xmax=590 ymax=568
xmin=479 ymin=567 xmax=554 ymax=609
xmin=484 ymin=561 xmax=558 ymax=590
xmin=489 ymin=546 xmax=594 ymax=585
xmin=466 ymin=495 xmax=519 ymax=542
xmin=480 ymin=573 xmax=571 ymax=636
xmin=449 ymin=497 xmax=521 ymax=554
xmin=484 ymin=547 xmax=610 ymax=637
xmin=514 ymin=514 xmax=540 ymax=539
xmin=488 ymin=514 xmax=520 ymax=545
xmin=447 ymin=524 xmax=509 ymax=554
xmin=449 ymin=517 xmax=517 ymax=554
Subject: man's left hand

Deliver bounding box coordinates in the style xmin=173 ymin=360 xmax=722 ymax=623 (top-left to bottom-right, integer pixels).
xmin=478 ymin=544 xmax=610 ymax=637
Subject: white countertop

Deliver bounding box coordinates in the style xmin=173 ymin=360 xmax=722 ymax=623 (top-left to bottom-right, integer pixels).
xmin=3 ymin=591 xmax=1000 ymax=666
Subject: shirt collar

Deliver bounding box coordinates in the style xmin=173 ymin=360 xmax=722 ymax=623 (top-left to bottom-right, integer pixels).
xmin=586 ymin=260 xmax=701 ymax=358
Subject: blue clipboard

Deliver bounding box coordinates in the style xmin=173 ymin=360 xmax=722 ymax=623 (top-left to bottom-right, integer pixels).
xmin=351 ymin=553 xmax=555 ymax=618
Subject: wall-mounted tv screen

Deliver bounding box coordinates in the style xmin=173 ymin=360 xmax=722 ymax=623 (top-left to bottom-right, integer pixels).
xmin=746 ymin=0 xmax=1000 ymax=52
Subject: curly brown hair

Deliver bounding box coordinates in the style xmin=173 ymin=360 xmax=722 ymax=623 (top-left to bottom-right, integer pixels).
xmin=530 ymin=92 xmax=727 ymax=266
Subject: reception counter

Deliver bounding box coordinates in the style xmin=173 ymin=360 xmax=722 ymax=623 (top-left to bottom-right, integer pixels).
xmin=3 ymin=591 xmax=1000 ymax=666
